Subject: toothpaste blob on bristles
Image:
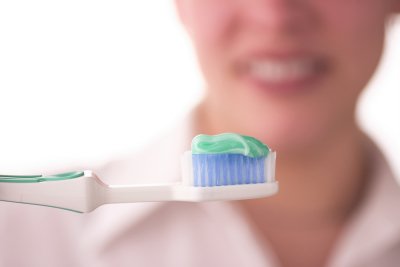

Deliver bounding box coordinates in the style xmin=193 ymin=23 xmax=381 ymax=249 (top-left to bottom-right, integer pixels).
xmin=191 ymin=133 xmax=270 ymax=158
xmin=186 ymin=133 xmax=274 ymax=187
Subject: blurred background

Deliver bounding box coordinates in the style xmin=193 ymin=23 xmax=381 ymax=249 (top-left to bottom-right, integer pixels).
xmin=0 ymin=1 xmax=399 ymax=179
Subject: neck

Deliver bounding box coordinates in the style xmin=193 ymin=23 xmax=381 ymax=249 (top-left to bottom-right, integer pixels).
xmin=259 ymin=126 xmax=369 ymax=227
xmin=194 ymin=103 xmax=370 ymax=228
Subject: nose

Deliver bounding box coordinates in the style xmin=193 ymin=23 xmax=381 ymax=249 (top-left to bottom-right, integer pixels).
xmin=240 ymin=0 xmax=313 ymax=34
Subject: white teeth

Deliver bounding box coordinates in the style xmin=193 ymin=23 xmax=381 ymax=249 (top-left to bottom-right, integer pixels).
xmin=249 ymin=59 xmax=315 ymax=83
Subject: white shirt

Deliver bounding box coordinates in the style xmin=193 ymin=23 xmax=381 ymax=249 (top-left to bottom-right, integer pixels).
xmin=1 ymin=115 xmax=400 ymax=267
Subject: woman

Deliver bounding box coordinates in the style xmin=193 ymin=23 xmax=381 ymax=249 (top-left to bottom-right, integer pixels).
xmin=171 ymin=0 xmax=400 ymax=266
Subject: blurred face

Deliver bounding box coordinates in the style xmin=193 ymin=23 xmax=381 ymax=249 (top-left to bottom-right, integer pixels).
xmin=176 ymin=0 xmax=398 ymax=152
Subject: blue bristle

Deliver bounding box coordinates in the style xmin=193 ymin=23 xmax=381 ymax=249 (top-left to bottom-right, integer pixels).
xmin=222 ymin=154 xmax=228 ymax=186
xmin=245 ymin=156 xmax=250 ymax=184
xmin=192 ymin=154 xmax=266 ymax=187
xmin=192 ymin=155 xmax=199 ymax=186
xmin=237 ymin=155 xmax=243 ymax=184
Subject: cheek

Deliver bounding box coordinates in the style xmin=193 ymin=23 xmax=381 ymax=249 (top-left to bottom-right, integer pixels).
xmin=318 ymin=0 xmax=389 ymax=35
xmin=187 ymin=2 xmax=238 ymax=93
xmin=189 ymin=1 xmax=235 ymax=45
xmin=315 ymin=0 xmax=388 ymax=118
xmin=319 ymin=0 xmax=387 ymax=79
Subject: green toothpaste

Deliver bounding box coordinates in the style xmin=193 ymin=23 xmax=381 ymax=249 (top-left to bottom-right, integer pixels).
xmin=191 ymin=133 xmax=270 ymax=158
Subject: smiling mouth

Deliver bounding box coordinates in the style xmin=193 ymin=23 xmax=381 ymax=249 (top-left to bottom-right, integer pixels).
xmin=239 ymin=56 xmax=327 ymax=94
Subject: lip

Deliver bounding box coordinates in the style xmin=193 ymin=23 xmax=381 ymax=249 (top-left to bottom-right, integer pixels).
xmin=235 ymin=51 xmax=328 ymax=95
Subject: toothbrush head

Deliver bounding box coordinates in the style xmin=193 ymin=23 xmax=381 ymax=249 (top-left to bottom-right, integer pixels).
xmin=178 ymin=133 xmax=278 ymax=201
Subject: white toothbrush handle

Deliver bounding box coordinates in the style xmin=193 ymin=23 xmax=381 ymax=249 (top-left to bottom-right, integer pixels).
xmin=102 ymin=183 xmax=178 ymax=204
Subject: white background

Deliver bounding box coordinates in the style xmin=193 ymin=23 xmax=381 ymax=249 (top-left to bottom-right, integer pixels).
xmin=0 ymin=1 xmax=399 ymax=179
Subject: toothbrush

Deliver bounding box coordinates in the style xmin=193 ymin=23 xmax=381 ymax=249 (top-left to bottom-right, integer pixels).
xmin=0 ymin=134 xmax=278 ymax=213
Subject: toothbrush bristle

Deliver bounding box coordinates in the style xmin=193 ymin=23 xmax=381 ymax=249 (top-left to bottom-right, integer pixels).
xmin=192 ymin=154 xmax=266 ymax=187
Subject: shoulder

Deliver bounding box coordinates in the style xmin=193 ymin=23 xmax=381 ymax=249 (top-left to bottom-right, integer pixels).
xmin=95 ymin=114 xmax=194 ymax=184
xmin=84 ymin=201 xmax=265 ymax=267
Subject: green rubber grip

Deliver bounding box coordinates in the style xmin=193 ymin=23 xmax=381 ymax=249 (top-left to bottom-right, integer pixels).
xmin=0 ymin=171 xmax=85 ymax=183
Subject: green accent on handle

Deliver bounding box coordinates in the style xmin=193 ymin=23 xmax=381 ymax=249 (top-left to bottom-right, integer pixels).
xmin=0 ymin=174 xmax=42 ymax=178
xmin=0 ymin=171 xmax=85 ymax=183
xmin=192 ymin=133 xmax=270 ymax=158
xmin=1 ymin=200 xmax=83 ymax=213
